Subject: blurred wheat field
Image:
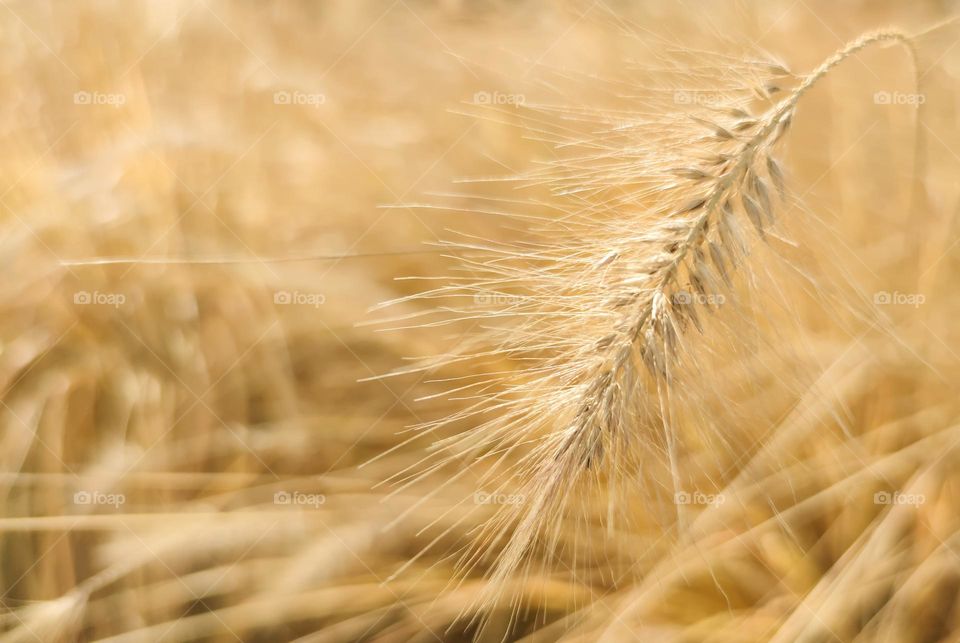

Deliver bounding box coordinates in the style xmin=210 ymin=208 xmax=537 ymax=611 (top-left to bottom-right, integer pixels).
xmin=3 ymin=1 xmax=960 ymax=641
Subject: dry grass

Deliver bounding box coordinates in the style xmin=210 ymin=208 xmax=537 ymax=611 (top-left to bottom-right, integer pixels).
xmin=2 ymin=1 xmax=960 ymax=641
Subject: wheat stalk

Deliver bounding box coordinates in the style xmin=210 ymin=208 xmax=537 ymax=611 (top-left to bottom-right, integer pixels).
xmin=372 ymin=29 xmax=916 ymax=630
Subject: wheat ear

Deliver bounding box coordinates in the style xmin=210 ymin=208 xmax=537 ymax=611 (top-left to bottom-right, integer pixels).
xmin=548 ymin=30 xmax=916 ymax=522
xmin=376 ymin=29 xmax=915 ymax=629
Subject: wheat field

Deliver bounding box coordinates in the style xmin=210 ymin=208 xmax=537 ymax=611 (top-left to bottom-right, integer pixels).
xmin=2 ymin=1 xmax=960 ymax=641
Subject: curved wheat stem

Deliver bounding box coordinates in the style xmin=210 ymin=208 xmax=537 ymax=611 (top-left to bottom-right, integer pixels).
xmin=564 ymin=28 xmax=914 ymax=485
xmin=378 ymin=29 xmax=917 ymax=629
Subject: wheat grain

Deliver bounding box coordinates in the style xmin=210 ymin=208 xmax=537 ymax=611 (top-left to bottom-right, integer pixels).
xmin=375 ymin=30 xmax=918 ymax=630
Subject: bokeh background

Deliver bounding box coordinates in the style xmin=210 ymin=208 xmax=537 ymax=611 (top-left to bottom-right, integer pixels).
xmin=2 ymin=1 xmax=960 ymax=641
